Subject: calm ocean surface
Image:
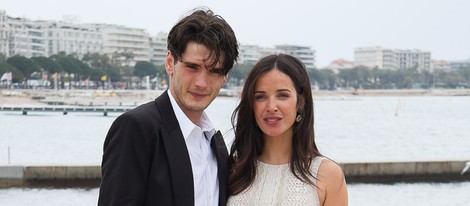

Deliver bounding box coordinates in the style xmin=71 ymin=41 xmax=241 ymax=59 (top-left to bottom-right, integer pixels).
xmin=1 ymin=95 xmax=469 ymax=205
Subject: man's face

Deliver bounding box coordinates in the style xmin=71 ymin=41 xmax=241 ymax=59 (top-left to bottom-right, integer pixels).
xmin=165 ymin=41 xmax=226 ymax=122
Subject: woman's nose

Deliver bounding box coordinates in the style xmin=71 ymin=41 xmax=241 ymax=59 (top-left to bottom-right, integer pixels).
xmin=266 ymin=99 xmax=278 ymax=112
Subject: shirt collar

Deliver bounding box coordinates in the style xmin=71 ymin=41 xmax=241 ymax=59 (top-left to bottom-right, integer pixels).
xmin=168 ymin=91 xmax=216 ymax=141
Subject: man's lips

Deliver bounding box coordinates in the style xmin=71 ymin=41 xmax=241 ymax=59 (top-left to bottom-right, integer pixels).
xmin=189 ymin=91 xmax=209 ymax=99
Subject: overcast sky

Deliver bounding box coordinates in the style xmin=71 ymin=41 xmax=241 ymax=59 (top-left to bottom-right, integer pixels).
xmin=2 ymin=0 xmax=470 ymax=67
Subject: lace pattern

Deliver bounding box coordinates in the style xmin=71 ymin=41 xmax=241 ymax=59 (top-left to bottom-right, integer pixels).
xmin=227 ymin=156 xmax=324 ymax=206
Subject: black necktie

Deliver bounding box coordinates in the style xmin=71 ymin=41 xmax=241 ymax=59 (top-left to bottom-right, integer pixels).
xmin=210 ymin=133 xmax=219 ymax=160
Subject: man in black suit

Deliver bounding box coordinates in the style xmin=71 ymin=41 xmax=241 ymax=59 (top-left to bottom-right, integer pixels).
xmin=98 ymin=8 xmax=239 ymax=206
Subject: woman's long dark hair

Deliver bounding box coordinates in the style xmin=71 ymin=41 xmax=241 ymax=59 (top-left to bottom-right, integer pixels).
xmin=229 ymin=54 xmax=321 ymax=195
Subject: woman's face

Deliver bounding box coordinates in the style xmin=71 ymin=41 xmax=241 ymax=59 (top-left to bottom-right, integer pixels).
xmin=253 ymin=69 xmax=299 ymax=139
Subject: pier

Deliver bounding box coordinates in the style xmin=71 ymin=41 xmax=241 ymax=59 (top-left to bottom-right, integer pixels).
xmin=0 ymin=105 xmax=132 ymax=116
xmin=342 ymin=160 xmax=470 ymax=183
xmin=1 ymin=160 xmax=469 ymax=188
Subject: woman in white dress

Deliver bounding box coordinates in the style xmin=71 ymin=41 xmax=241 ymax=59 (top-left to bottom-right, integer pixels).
xmin=227 ymin=54 xmax=348 ymax=206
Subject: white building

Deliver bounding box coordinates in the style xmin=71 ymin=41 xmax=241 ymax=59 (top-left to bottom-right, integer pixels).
xmin=258 ymin=47 xmax=282 ymax=59
xmin=1 ymin=10 xmax=150 ymax=65
xmin=37 ymin=21 xmax=102 ymax=58
xmin=396 ymin=49 xmax=431 ymax=72
xmin=354 ymin=46 xmax=431 ymax=72
xmin=0 ymin=10 xmax=10 ymax=56
xmin=1 ymin=10 xmax=102 ymax=59
xmin=1 ymin=9 xmax=318 ymax=72
xmin=275 ymin=45 xmax=316 ymax=69
xmin=449 ymin=59 xmax=470 ymax=70
xmin=236 ymin=44 xmax=316 ymax=69
xmin=149 ymin=32 xmax=167 ymax=65
xmin=92 ymin=24 xmax=150 ymax=66
xmin=4 ymin=16 xmax=45 ymax=57
xmin=354 ymin=46 xmax=396 ymax=69
xmin=238 ymin=44 xmax=262 ymax=64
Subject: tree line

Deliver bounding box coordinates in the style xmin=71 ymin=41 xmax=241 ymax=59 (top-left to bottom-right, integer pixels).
xmin=229 ymin=63 xmax=470 ymax=90
xmin=1 ymin=52 xmax=469 ymax=90
xmin=0 ymin=52 xmax=166 ymax=89
xmin=307 ymin=66 xmax=470 ymax=90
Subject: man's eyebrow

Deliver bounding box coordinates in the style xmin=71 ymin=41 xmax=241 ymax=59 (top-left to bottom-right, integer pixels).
xmin=180 ymin=60 xmax=199 ymax=67
xmin=210 ymin=67 xmax=223 ymax=72
xmin=180 ymin=59 xmax=224 ymax=72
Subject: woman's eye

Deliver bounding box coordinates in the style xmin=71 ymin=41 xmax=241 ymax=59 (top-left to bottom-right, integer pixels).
xmin=254 ymin=95 xmax=266 ymax=100
xmin=277 ymin=93 xmax=289 ymax=99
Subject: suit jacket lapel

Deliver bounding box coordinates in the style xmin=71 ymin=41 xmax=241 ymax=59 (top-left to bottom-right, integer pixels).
xmin=156 ymin=91 xmax=194 ymax=205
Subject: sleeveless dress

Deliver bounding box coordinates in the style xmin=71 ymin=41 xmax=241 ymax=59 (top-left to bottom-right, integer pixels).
xmin=227 ymin=156 xmax=324 ymax=206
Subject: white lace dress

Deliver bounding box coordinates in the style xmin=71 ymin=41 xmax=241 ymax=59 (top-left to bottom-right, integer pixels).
xmin=227 ymin=156 xmax=324 ymax=206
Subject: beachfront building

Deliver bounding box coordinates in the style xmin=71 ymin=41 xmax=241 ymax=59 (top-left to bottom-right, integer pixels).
xmin=237 ymin=44 xmax=316 ymax=69
xmin=1 ymin=10 xmax=103 ymax=59
xmin=449 ymin=59 xmax=470 ymax=70
xmin=91 ymin=24 xmax=150 ymax=67
xmin=0 ymin=10 xmax=10 ymax=55
xmin=354 ymin=46 xmax=431 ymax=72
xmin=238 ymin=44 xmax=262 ymax=65
xmin=354 ymin=46 xmax=396 ymax=69
xmin=275 ymin=45 xmax=316 ymax=69
xmin=258 ymin=47 xmax=282 ymax=59
xmin=0 ymin=10 xmax=150 ymax=66
xmin=149 ymin=32 xmax=167 ymax=65
xmin=37 ymin=21 xmax=103 ymax=58
xmin=1 ymin=9 xmax=318 ymax=71
xmin=3 ymin=15 xmax=45 ymax=57
xmin=396 ymin=49 xmax=431 ymax=72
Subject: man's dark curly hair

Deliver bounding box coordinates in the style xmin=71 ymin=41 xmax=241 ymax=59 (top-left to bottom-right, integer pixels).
xmin=167 ymin=8 xmax=239 ymax=75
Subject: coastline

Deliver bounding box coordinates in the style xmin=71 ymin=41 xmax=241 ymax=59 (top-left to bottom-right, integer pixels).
xmin=1 ymin=88 xmax=470 ymax=106
xmin=312 ymin=88 xmax=470 ymax=96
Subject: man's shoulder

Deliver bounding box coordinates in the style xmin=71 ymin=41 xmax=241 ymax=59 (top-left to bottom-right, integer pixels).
xmin=127 ymin=92 xmax=170 ymax=115
xmin=123 ymin=101 xmax=155 ymax=116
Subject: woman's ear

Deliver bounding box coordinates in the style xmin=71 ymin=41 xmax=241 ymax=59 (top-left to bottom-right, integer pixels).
xmin=297 ymin=93 xmax=306 ymax=111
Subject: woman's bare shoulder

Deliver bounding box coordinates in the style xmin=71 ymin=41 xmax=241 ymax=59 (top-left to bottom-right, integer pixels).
xmin=318 ymin=158 xmax=344 ymax=180
xmin=317 ymin=158 xmax=348 ymax=206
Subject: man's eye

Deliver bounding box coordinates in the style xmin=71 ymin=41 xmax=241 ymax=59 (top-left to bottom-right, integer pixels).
xmin=211 ymin=70 xmax=224 ymax=76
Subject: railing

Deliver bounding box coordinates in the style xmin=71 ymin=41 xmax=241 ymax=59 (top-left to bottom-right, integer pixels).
xmin=0 ymin=106 xmax=132 ymax=116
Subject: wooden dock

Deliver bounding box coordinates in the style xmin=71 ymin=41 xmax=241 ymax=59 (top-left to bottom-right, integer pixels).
xmin=0 ymin=105 xmax=132 ymax=116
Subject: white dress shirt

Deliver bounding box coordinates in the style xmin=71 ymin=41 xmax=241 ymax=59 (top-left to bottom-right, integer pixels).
xmin=168 ymin=92 xmax=219 ymax=206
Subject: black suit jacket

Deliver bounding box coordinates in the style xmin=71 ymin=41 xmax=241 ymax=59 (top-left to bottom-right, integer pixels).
xmin=98 ymin=91 xmax=229 ymax=205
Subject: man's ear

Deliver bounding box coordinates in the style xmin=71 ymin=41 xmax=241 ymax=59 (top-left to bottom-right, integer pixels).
xmin=222 ymin=75 xmax=228 ymax=85
xmin=165 ymin=51 xmax=174 ymax=77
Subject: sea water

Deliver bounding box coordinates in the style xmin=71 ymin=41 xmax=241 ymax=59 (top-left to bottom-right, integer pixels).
xmin=1 ymin=95 xmax=469 ymax=205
